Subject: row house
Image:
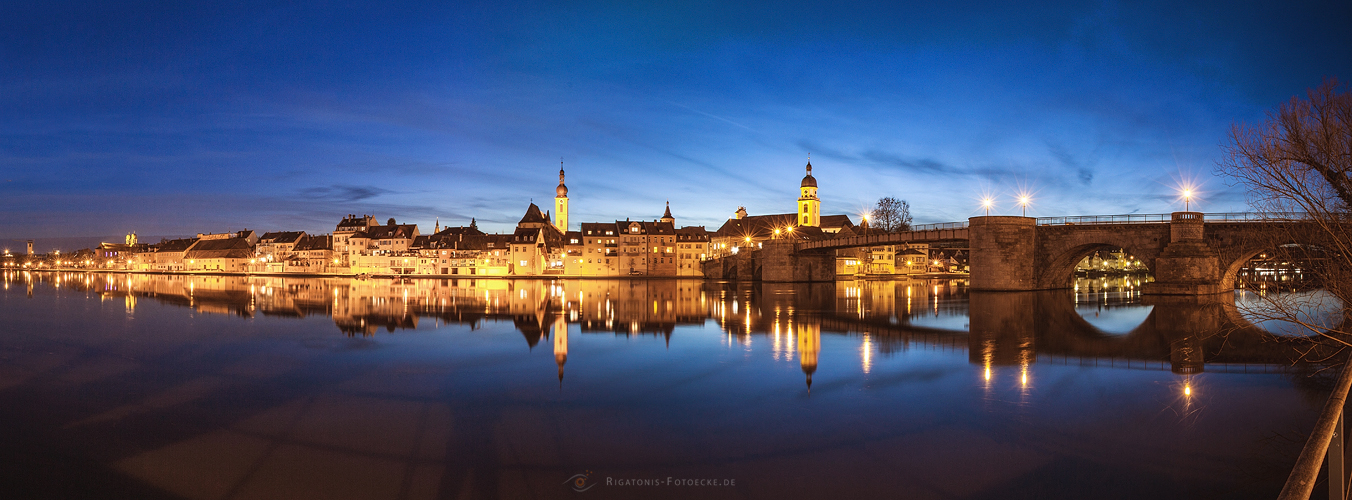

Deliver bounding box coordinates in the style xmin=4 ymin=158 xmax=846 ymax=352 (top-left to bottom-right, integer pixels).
xmin=508 ymin=203 xmax=566 ymax=276
xmin=411 ymin=221 xmax=492 ymax=275
xmin=256 ymin=231 xmax=307 ymax=263
xmin=675 ymin=226 xmax=710 ymax=276
xmin=347 ymin=219 xmax=420 ymax=275
xmin=284 ymin=235 xmax=335 ymax=273
xmin=566 ymin=222 xmax=620 ymax=276
xmin=184 ymin=230 xmax=258 ymax=272
xmin=412 ymin=233 xmax=514 ymax=276
xmin=618 ymin=219 xmax=677 ymax=276
xmin=333 ymin=214 xmax=379 ymax=267
xmin=141 ymin=237 xmax=198 ymax=272
xmin=559 ymin=204 xmax=709 ymax=277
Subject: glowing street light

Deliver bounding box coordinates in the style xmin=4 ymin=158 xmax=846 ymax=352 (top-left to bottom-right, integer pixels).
xmin=1182 ymin=188 xmax=1193 ymax=211
xmin=1018 ymin=195 xmax=1031 ymax=217
xmin=981 ymin=198 xmax=993 ymax=216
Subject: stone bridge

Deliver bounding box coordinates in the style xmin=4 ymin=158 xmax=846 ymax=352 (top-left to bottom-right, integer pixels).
xmin=702 ymin=212 xmax=1323 ymax=295
xmin=734 ymin=282 xmax=1340 ymax=373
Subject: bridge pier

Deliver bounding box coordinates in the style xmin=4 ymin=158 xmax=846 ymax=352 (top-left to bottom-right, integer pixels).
xmin=969 ymin=216 xmax=1038 ymax=291
xmin=1143 ymin=212 xmax=1227 ymax=295
xmin=968 ymin=292 xmax=1036 ymax=366
xmin=761 ymin=241 xmax=834 ymax=282
xmin=700 ymin=250 xmax=762 ymax=281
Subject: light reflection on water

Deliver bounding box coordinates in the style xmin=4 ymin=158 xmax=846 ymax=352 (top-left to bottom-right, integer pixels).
xmin=0 ymin=270 xmax=1340 ymax=499
xmin=1235 ymin=287 xmax=1346 ymax=337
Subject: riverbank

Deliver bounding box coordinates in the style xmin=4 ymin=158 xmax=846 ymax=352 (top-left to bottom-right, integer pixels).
xmin=15 ymin=268 xmax=709 ymax=280
xmin=12 ymin=268 xmax=973 ymax=282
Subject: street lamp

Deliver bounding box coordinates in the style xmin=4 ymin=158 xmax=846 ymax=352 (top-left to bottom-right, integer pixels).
xmin=1182 ymin=188 xmax=1193 ymax=212
xmin=981 ymin=198 xmax=993 ymax=217
xmin=1018 ymin=195 xmax=1031 ymax=217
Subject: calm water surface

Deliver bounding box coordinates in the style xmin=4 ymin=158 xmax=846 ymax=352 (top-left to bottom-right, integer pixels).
xmin=0 ymin=271 xmax=1336 ymax=499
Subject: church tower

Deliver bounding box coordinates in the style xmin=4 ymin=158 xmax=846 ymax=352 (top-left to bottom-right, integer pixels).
xmin=798 ymin=160 xmax=820 ymax=227
xmin=554 ymin=161 xmax=569 ymax=233
xmin=553 ymin=314 xmax=568 ymax=385
xmin=799 ymin=321 xmax=820 ymax=391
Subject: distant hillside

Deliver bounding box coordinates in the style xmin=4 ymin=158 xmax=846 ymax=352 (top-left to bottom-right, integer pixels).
xmin=0 ymin=236 xmax=193 ymax=254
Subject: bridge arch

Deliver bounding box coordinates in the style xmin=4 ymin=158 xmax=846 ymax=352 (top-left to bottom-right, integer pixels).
xmin=1037 ymin=242 xmax=1156 ymax=290
xmin=1218 ymin=242 xmax=1329 ymax=291
xmin=1033 ymin=225 xmax=1168 ymax=290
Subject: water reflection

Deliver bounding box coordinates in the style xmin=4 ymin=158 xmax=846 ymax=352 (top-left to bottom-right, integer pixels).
xmin=5 ymin=271 xmax=1334 ymax=381
xmin=0 ymin=270 xmax=1340 ymax=499
xmin=1235 ymin=287 xmax=1345 ymax=337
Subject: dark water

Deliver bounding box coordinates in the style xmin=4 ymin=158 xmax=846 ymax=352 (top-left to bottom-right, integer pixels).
xmin=0 ymin=271 xmax=1335 ymax=499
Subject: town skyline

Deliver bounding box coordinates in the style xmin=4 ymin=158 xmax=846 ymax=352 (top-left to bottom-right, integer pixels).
xmin=3 ymin=1 xmax=1350 ymax=243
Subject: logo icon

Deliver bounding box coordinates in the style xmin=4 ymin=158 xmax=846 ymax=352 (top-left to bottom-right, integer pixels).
xmin=564 ymin=471 xmax=595 ymax=492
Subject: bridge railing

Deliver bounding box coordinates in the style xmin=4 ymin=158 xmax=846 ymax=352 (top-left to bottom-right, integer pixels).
xmin=1036 ymin=214 xmax=1171 ymax=225
xmin=910 ymin=221 xmax=969 ymax=231
xmin=1203 ymin=212 xmax=1308 ymax=222
xmin=1034 ymin=212 xmax=1309 ymax=226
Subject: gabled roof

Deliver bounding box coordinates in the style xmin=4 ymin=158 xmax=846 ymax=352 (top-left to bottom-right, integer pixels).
xmin=820 ymin=215 xmax=855 ymax=230
xmin=154 ymin=238 xmax=198 ymax=253
xmin=518 ymin=203 xmax=550 ymax=225
xmin=185 ymin=236 xmax=253 ymax=259
xmin=259 ymin=231 xmax=306 ymax=244
xmin=336 ymin=214 xmax=376 ymax=232
xmin=580 ymin=222 xmax=618 ymax=235
xmin=457 ymin=233 xmax=514 ymax=250
xmin=364 ymin=224 xmax=419 ymax=240
xmin=294 ymin=235 xmax=333 ymax=252
xmin=675 ymin=226 xmax=710 ymax=241
xmin=616 ymin=220 xmax=675 ymax=235
xmin=511 ymin=225 xmax=565 ymax=249
xmin=434 ymin=225 xmax=485 ymax=237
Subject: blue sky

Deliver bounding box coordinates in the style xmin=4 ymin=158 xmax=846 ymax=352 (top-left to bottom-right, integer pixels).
xmin=2 ymin=0 xmax=1349 ymax=245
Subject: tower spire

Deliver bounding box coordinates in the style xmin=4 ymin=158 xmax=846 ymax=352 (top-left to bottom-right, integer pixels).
xmin=554 ymin=158 xmax=570 ymax=232
xmin=660 ymin=200 xmax=674 ymax=224
xmin=799 ymin=156 xmax=820 ymax=227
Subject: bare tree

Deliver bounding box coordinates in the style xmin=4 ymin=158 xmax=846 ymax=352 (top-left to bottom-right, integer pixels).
xmin=1219 ymin=78 xmax=1351 ymax=348
xmin=869 ymin=197 xmax=913 ymax=232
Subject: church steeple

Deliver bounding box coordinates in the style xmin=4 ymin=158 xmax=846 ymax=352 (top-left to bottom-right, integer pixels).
xmin=554 ymin=160 xmax=569 ymax=233
xmin=660 ymin=201 xmax=674 ymax=224
xmin=799 ymin=322 xmax=819 ymax=394
xmin=553 ymin=315 xmax=568 ymax=388
xmin=798 ymin=158 xmax=820 ymax=227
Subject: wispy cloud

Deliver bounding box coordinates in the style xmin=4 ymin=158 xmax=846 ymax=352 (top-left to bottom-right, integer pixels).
xmin=299 ymin=185 xmax=392 ymax=202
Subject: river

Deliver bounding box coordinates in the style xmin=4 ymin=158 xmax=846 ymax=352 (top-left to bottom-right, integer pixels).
xmin=0 ymin=271 xmax=1336 ymax=499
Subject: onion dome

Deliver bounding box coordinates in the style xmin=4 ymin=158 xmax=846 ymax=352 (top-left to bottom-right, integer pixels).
xmin=801 ymin=161 xmax=817 ymax=188
xmin=556 ymin=167 xmax=568 ymax=197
